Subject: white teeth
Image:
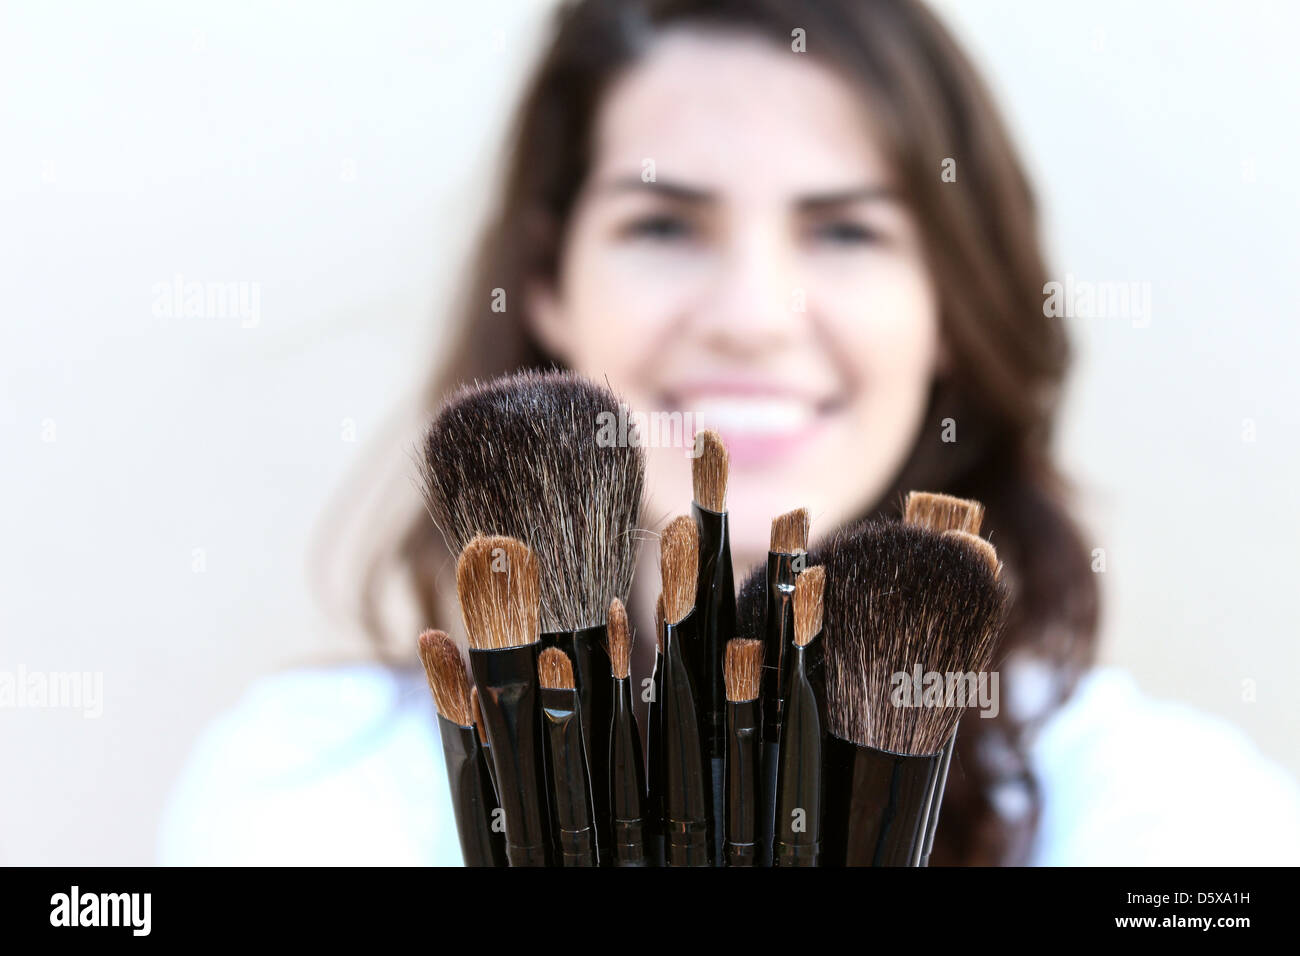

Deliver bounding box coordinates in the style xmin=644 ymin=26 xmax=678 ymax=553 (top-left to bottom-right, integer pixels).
xmin=687 ymin=397 xmax=816 ymax=435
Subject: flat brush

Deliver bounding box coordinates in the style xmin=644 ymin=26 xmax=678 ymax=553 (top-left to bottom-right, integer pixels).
xmin=457 ymin=534 xmax=552 ymax=867
xmin=418 ymin=629 xmax=507 ymax=867
xmin=760 ymin=506 xmax=810 ymax=865
xmin=773 ymin=566 xmax=826 ymax=867
xmin=723 ymin=638 xmax=764 ymax=867
xmin=901 ymin=492 xmax=987 ymax=868
xmin=821 ymin=521 xmax=1007 ymax=866
xmin=606 ymin=598 xmax=648 ymax=866
xmin=690 ymin=429 xmax=735 ymax=861
xmin=659 ymin=516 xmax=713 ymax=866
xmin=422 ymin=371 xmax=646 ymax=863
xmin=539 ymin=647 xmax=597 ymax=866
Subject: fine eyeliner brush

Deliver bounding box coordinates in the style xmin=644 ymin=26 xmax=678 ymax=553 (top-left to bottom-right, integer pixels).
xmin=417 ymin=629 xmax=507 ymax=867
xmin=538 ymin=647 xmax=597 ymax=866
xmin=422 ymin=371 xmax=646 ymax=863
xmin=646 ymin=593 xmax=666 ymax=867
xmin=723 ymin=638 xmax=764 ymax=867
xmin=606 ymin=598 xmax=648 ymax=866
xmin=659 ymin=515 xmax=713 ymax=866
xmin=690 ymin=429 xmax=735 ymax=860
xmin=902 ymin=491 xmax=986 ymax=867
xmin=456 ymin=534 xmax=552 ymax=867
xmin=773 ymin=566 xmax=826 ymax=867
xmin=760 ymin=507 xmax=810 ymax=865
xmin=822 ymin=521 xmax=1007 ymax=867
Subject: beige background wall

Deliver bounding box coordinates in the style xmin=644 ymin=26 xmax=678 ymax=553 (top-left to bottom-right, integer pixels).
xmin=2 ymin=0 xmax=1296 ymax=864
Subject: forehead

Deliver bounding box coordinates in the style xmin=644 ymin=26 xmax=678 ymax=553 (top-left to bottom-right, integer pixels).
xmin=589 ymin=29 xmax=890 ymax=195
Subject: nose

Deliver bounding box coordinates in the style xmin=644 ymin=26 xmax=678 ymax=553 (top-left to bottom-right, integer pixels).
xmin=691 ymin=222 xmax=803 ymax=357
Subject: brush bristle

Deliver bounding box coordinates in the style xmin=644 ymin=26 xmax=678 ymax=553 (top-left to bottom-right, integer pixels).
xmin=417 ymin=629 xmax=473 ymax=725
xmin=943 ymin=529 xmax=1003 ymax=580
xmin=735 ymin=563 xmax=766 ymax=642
xmin=659 ymin=515 xmax=699 ymax=626
xmin=538 ymin=646 xmax=575 ymax=690
xmin=724 ymin=638 xmax=764 ymax=702
xmin=903 ymin=491 xmax=984 ymax=535
xmin=691 ymin=429 xmax=729 ymax=512
xmin=654 ymin=593 xmax=665 ymax=653
xmin=608 ymin=597 xmax=632 ymax=679
xmin=770 ymin=507 xmax=810 ymax=554
xmin=823 ymin=521 xmax=1007 ymax=755
xmin=792 ymin=566 xmax=825 ymax=648
xmin=455 ymin=535 xmax=540 ymax=650
xmin=421 ymin=370 xmax=646 ymax=633
xmin=470 ymin=686 xmax=486 ymax=740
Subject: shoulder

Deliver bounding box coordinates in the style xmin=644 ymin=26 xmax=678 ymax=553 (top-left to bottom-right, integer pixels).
xmin=1029 ymin=668 xmax=1300 ymax=865
xmin=158 ymin=665 xmax=463 ymax=865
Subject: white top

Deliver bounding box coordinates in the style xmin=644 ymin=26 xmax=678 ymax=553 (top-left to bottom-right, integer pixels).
xmin=158 ymin=666 xmax=1300 ymax=865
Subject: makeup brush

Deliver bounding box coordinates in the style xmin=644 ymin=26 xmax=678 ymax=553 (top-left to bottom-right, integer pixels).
xmin=760 ymin=507 xmax=810 ymax=864
xmin=723 ymin=638 xmax=764 ymax=867
xmin=690 ymin=429 xmax=735 ymax=860
xmin=539 ymin=647 xmax=597 ymax=866
xmin=457 ymin=534 xmax=551 ymax=866
xmin=606 ymin=598 xmax=648 ymax=866
xmin=646 ymin=592 xmax=666 ymax=867
xmin=773 ymin=565 xmax=827 ymax=867
xmin=821 ymin=521 xmax=1007 ymax=866
xmin=469 ymin=686 xmax=497 ymax=798
xmin=659 ymin=515 xmax=713 ymax=866
xmin=422 ymin=370 xmax=646 ymax=863
xmin=901 ymin=491 xmax=987 ymax=868
xmin=417 ymin=629 xmax=507 ymax=867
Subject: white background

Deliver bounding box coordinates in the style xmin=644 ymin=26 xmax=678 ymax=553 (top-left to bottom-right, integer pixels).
xmin=1 ymin=0 xmax=1297 ymax=864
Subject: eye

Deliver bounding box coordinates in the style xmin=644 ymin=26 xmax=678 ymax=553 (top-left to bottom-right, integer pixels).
xmin=811 ymin=219 xmax=879 ymax=245
xmin=622 ymin=214 xmax=694 ymax=241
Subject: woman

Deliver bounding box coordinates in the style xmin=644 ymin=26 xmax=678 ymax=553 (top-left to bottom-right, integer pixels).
xmin=161 ymin=0 xmax=1299 ymax=865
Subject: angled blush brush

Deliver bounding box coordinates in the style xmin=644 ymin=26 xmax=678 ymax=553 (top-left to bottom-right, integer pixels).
xmin=723 ymin=638 xmax=764 ymax=867
xmin=772 ymin=565 xmax=827 ymax=867
xmin=821 ymin=521 xmax=1007 ymax=866
xmin=456 ymin=534 xmax=552 ymax=866
xmin=659 ymin=515 xmax=713 ymax=866
xmin=539 ymin=647 xmax=597 ymax=866
xmin=901 ymin=491 xmax=987 ymax=867
xmin=606 ymin=598 xmax=648 ymax=866
xmin=422 ymin=371 xmax=646 ymax=864
xmin=417 ymin=629 xmax=507 ymax=867
xmin=690 ymin=429 xmax=735 ymax=860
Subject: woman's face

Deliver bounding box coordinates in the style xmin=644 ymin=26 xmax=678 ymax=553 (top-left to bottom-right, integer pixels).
xmin=528 ymin=29 xmax=940 ymax=564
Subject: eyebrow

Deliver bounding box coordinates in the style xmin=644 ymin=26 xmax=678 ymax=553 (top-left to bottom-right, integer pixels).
xmin=595 ymin=176 xmax=896 ymax=207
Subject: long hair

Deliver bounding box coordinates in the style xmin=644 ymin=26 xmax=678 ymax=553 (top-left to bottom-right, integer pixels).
xmin=354 ymin=0 xmax=1099 ymax=865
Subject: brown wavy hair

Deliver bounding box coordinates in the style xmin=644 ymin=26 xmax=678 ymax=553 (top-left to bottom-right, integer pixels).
xmin=360 ymin=0 xmax=1099 ymax=865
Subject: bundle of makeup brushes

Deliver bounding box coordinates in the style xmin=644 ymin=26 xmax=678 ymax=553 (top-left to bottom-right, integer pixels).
xmin=416 ymin=370 xmax=1008 ymax=867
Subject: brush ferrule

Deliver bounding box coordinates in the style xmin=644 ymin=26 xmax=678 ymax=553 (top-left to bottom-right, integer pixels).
xmin=915 ymin=729 xmax=958 ymax=866
xmin=724 ymin=697 xmax=761 ymax=867
xmin=608 ymin=676 xmax=647 ymax=867
xmin=661 ymin=608 xmax=714 ymax=866
xmin=541 ymin=685 xmax=597 ymax=867
xmin=772 ymin=639 xmax=825 ymax=867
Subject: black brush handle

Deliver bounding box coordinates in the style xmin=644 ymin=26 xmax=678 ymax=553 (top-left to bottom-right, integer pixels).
xmin=437 ymin=717 xmax=508 ymax=867
xmin=646 ymin=648 xmax=664 ymax=866
xmin=541 ymin=625 xmax=612 ymax=864
xmin=916 ymin=730 xmax=958 ymax=867
xmin=609 ymin=676 xmax=648 ymax=866
xmin=661 ymin=609 xmax=713 ymax=866
xmin=724 ymin=698 xmax=761 ymax=867
xmin=541 ymin=686 xmax=597 ymax=866
xmin=468 ymin=644 xmax=552 ymax=867
xmin=772 ymin=640 xmax=825 ymax=867
xmin=821 ymin=735 xmax=941 ymax=867
xmin=759 ymin=551 xmax=799 ymax=864
xmin=692 ymin=502 xmax=735 ymax=863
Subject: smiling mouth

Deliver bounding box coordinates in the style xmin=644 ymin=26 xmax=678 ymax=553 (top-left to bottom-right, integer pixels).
xmin=662 ymin=390 xmax=848 ymax=467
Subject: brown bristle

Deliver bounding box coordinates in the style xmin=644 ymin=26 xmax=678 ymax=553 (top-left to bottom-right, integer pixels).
xmin=770 ymin=507 xmax=810 ymax=554
xmin=943 ymin=529 xmax=1003 ymax=579
xmin=417 ymin=629 xmax=473 ymax=726
xmin=538 ymin=646 xmax=575 ymax=690
xmin=455 ymin=535 xmax=540 ymax=650
xmin=824 ymin=521 xmax=1007 ymax=755
xmin=470 ymin=686 xmax=486 ymax=741
xmin=608 ymin=597 xmax=632 ymax=680
xmin=691 ymin=429 xmax=729 ymax=512
xmin=724 ymin=638 xmax=764 ymax=702
xmin=654 ymin=593 xmax=665 ymax=653
xmin=792 ymin=566 xmax=825 ymax=647
xmin=903 ymin=491 xmax=984 ymax=535
xmin=659 ymin=515 xmax=699 ymax=626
